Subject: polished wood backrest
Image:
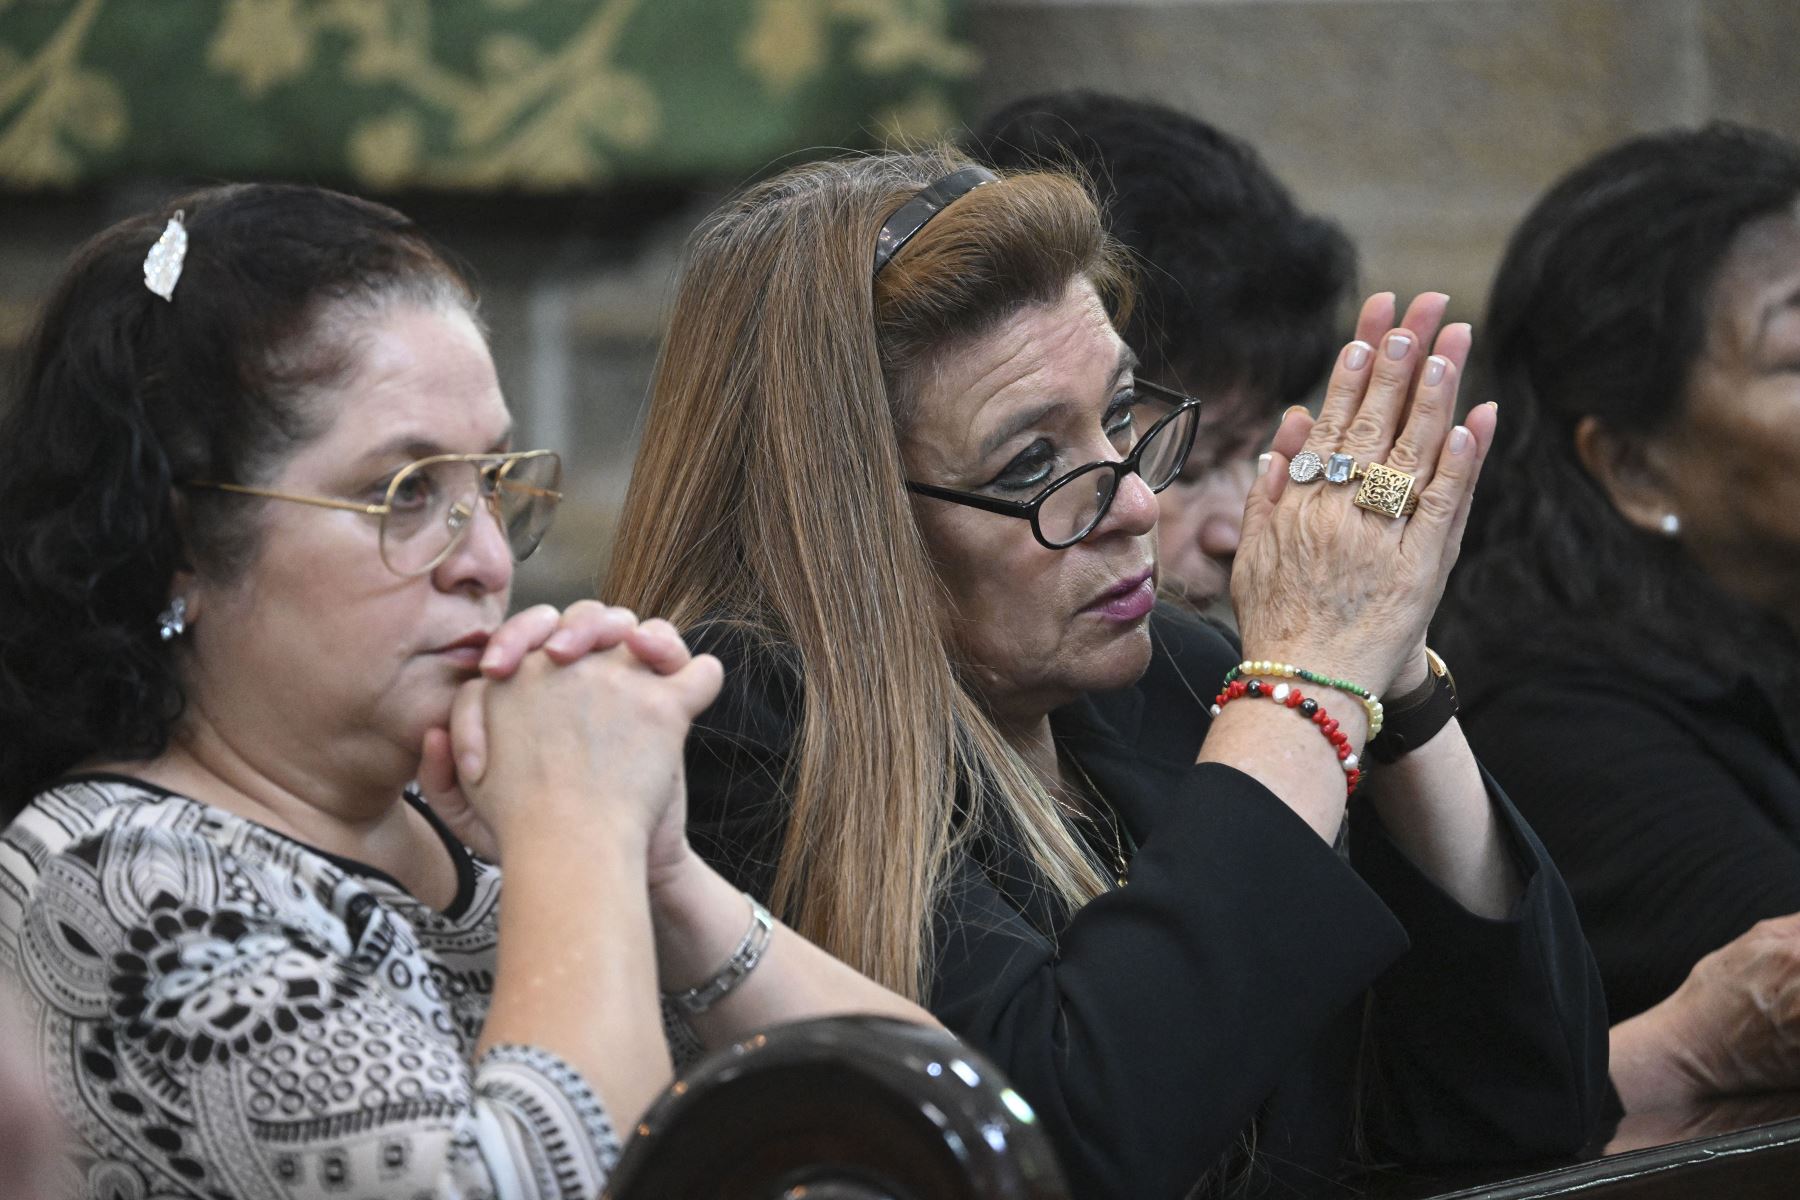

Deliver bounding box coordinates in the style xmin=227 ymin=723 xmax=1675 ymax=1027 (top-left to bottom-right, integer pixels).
xmin=604 ymin=1015 xmax=1071 ymax=1200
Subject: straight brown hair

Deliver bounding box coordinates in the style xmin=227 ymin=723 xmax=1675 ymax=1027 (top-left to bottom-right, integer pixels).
xmin=606 ymin=148 xmax=1129 ymax=1000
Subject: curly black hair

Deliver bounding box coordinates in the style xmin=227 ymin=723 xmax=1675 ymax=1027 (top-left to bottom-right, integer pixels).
xmin=967 ymin=90 xmax=1356 ymax=408
xmin=1444 ymin=123 xmax=1800 ymax=683
xmin=0 ymin=183 xmax=475 ymax=817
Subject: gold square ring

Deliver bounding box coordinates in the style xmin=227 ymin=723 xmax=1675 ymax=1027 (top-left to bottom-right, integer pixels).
xmin=1353 ymin=462 xmax=1421 ymax=519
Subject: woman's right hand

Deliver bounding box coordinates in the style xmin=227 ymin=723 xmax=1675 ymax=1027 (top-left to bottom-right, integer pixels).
xmin=444 ymin=615 xmax=723 ymax=859
xmin=1232 ymin=292 xmax=1495 ymax=699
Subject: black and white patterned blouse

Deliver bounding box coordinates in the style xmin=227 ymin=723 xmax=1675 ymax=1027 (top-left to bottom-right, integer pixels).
xmin=0 ymin=774 xmax=623 ymax=1200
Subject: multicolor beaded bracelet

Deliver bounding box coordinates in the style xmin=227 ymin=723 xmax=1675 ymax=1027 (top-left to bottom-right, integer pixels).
xmin=1211 ymin=678 xmax=1364 ymax=795
xmin=1223 ymin=660 xmax=1384 ymax=739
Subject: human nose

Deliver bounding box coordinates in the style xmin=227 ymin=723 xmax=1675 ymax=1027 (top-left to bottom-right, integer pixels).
xmin=1093 ymin=468 xmax=1159 ymax=540
xmin=1197 ymin=460 xmax=1255 ymax=556
xmin=432 ymin=490 xmax=514 ymax=595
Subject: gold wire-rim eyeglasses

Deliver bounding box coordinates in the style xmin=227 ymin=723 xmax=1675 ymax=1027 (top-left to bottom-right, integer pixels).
xmin=182 ymin=449 xmax=563 ymax=577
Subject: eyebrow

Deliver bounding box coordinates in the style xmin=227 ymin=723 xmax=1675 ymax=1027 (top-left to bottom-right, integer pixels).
xmin=975 ymin=344 xmax=1140 ymax=461
xmin=358 ymin=426 xmax=516 ymax=466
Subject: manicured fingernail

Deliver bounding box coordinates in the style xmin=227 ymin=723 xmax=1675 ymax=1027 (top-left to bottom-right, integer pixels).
xmin=1449 ymin=426 xmax=1472 ymax=454
xmin=1257 ymin=452 xmax=1272 ymax=476
xmin=1345 ymin=341 xmax=1372 ymax=370
xmin=545 ymin=631 xmax=576 ymax=654
xmin=479 ymin=648 xmax=502 ymax=670
xmin=1384 ymin=332 xmax=1413 ymax=360
xmin=459 ymin=753 xmax=482 ymax=779
xmin=1423 ymin=355 xmax=1448 ymax=386
xmin=1484 ymin=400 xmax=1499 ymax=413
xmin=1283 ymin=404 xmax=1309 ymax=419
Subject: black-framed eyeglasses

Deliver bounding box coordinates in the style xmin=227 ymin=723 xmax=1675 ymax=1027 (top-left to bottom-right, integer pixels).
xmin=184 ymin=449 xmax=563 ymax=577
xmin=906 ymin=380 xmax=1202 ymax=550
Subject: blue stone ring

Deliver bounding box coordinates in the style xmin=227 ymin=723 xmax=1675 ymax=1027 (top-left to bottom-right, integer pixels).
xmin=1289 ymin=450 xmax=1361 ymax=485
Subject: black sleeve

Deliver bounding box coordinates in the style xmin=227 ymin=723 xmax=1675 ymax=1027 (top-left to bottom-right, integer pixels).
xmin=1349 ymin=771 xmax=1611 ymax=1163
xmin=930 ymin=761 xmax=1411 ymax=1199
xmin=684 ymin=637 xmax=1413 ymax=1199
xmin=1461 ymin=677 xmax=1800 ymax=1022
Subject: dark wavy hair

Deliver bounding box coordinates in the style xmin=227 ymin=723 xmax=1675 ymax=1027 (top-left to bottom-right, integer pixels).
xmin=0 ymin=183 xmax=475 ymax=817
xmin=1444 ymin=123 xmax=1800 ymax=682
xmin=967 ymin=90 xmax=1356 ymax=406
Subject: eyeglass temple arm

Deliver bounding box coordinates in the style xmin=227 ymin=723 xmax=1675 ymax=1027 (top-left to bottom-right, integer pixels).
xmin=904 ymin=480 xmax=1036 ymax=518
xmin=185 ymin=481 xmax=385 ymax=516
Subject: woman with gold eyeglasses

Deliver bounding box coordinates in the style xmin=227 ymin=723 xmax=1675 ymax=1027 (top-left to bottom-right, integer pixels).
xmin=0 ymin=183 xmax=930 ymax=1200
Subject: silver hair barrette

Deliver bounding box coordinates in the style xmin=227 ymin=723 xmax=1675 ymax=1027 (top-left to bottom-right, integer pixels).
xmin=143 ymin=210 xmax=188 ymax=302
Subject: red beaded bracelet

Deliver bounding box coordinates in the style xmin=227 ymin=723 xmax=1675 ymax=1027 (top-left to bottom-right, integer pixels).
xmin=1210 ymin=677 xmax=1364 ymax=795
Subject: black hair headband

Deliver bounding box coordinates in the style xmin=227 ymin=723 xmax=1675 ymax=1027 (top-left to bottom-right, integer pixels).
xmin=872 ymin=166 xmax=998 ymax=277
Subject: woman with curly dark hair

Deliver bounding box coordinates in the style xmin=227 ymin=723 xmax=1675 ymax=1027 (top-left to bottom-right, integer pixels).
xmin=0 ymin=184 xmax=927 ymax=1199
xmin=1442 ymin=123 xmax=1800 ymax=1109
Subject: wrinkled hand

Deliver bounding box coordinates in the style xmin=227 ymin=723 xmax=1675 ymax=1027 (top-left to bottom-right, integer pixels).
xmin=1653 ymin=913 xmax=1800 ymax=1098
xmin=1233 ymin=292 xmax=1496 ymax=697
xmin=417 ymin=603 xmax=720 ymax=865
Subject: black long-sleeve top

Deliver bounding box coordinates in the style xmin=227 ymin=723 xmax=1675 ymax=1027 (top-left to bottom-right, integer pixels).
xmin=686 ymin=606 xmax=1609 ymax=1198
xmin=1449 ymin=622 xmax=1800 ymax=1023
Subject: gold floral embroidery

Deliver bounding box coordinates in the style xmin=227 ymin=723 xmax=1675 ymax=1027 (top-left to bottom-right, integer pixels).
xmin=0 ymin=0 xmax=975 ymax=191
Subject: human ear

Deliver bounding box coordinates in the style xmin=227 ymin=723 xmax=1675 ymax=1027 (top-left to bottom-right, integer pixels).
xmin=167 ymin=567 xmax=202 ymax=629
xmin=1572 ymin=415 xmax=1681 ymax=537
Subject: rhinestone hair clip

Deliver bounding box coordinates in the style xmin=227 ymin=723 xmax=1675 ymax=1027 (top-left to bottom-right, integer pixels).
xmin=143 ymin=210 xmax=188 ymax=302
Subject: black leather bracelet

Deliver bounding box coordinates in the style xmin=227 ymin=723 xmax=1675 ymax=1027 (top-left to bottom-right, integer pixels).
xmin=1365 ymin=649 xmax=1459 ymax=764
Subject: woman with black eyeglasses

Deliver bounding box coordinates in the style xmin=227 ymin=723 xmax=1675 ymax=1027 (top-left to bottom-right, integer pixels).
xmin=595 ymin=150 xmax=1608 ymax=1199
xmin=0 ymin=183 xmax=932 ymax=1200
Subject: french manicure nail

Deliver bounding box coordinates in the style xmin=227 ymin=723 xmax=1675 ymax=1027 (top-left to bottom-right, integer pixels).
xmin=1385 ymin=332 xmax=1413 ymax=360
xmin=1257 ymin=452 xmax=1272 ymax=476
xmin=479 ymin=648 xmax=501 ymax=670
xmin=545 ymin=631 xmax=576 ymax=654
xmin=1345 ymin=341 xmax=1373 ymax=370
xmin=1423 ymin=355 xmax=1448 ymax=386
xmin=1449 ymin=426 xmax=1472 ymax=454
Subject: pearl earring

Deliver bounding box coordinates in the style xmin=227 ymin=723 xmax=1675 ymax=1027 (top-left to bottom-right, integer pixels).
xmin=1659 ymin=513 xmax=1681 ymax=537
xmin=157 ymin=596 xmax=188 ymax=641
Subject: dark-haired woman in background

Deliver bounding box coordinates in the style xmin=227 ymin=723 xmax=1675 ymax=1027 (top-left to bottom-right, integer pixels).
xmin=0 ymin=184 xmax=927 ymax=1199
xmin=1442 ymin=122 xmax=1800 ymax=1109
xmin=970 ymin=91 xmax=1357 ymax=616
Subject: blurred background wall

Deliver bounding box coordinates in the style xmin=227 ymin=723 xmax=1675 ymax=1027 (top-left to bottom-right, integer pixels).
xmin=4 ymin=0 xmax=1797 ymax=607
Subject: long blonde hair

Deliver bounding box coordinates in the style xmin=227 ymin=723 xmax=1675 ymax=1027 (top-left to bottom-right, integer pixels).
xmin=606 ymin=149 xmax=1129 ymax=1001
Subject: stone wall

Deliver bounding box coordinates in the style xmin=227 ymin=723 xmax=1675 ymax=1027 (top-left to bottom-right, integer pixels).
xmin=968 ymin=0 xmax=1800 ymax=319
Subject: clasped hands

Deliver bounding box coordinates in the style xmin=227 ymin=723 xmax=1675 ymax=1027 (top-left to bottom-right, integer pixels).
xmin=416 ymin=601 xmax=721 ymax=880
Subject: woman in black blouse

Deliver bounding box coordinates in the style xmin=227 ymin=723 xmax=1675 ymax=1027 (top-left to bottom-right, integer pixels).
xmin=1442 ymin=123 xmax=1800 ymax=1109
xmin=604 ymin=148 xmax=1608 ymax=1198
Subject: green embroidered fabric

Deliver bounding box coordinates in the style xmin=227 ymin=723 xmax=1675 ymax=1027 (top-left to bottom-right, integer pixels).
xmin=1 ymin=0 xmax=975 ymax=190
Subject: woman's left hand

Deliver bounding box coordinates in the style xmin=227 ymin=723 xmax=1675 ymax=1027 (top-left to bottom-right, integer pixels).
xmin=415 ymin=601 xmax=688 ymax=862
xmin=1612 ymin=913 xmax=1800 ymax=1109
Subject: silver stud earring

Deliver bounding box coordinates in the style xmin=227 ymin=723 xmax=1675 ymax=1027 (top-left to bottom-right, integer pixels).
xmin=1659 ymin=513 xmax=1681 ymax=537
xmin=157 ymin=596 xmax=188 ymax=641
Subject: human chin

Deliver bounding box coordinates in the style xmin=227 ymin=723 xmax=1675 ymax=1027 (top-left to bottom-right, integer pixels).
xmin=1066 ymin=620 xmax=1154 ymax=694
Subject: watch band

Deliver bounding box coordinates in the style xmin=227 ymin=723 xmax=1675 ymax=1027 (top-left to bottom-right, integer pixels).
xmin=1365 ymin=648 xmax=1459 ymax=765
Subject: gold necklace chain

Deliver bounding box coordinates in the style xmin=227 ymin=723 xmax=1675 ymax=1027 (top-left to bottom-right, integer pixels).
xmin=1060 ymin=751 xmax=1132 ymax=888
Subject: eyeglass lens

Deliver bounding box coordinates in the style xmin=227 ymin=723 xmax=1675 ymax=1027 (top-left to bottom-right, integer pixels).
xmin=379 ymin=454 xmax=563 ymax=575
xmin=1037 ymin=403 xmax=1197 ymax=548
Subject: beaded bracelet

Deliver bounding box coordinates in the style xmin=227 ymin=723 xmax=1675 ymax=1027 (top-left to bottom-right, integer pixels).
xmin=1224 ymin=660 xmax=1384 ymax=739
xmin=1211 ymin=677 xmax=1364 ymax=795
